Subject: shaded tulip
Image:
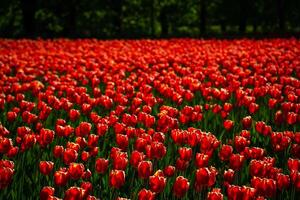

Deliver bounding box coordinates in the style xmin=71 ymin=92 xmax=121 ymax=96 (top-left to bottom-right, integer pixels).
xmin=39 ymin=161 xmax=54 ymax=176
xmin=54 ymin=170 xmax=69 ymax=186
xmin=64 ymin=186 xmax=87 ymax=200
xmin=172 ymin=176 xmax=189 ymax=198
xmin=109 ymin=170 xmax=125 ymax=189
xmin=138 ymin=161 xmax=153 ymax=179
xmin=207 ymin=188 xmax=223 ymax=200
xmin=163 ymin=165 xmax=175 ymax=177
xmin=229 ymin=154 xmax=245 ymax=171
xmin=224 ymin=120 xmax=234 ymax=131
xmin=149 ymin=170 xmax=166 ymax=193
xmin=68 ymin=163 xmax=85 ymax=180
xmin=138 ymin=188 xmax=155 ymax=200
xmin=40 ymin=186 xmax=55 ymax=200
xmin=95 ymin=158 xmax=109 ymax=174
xmin=63 ymin=148 xmax=78 ymax=165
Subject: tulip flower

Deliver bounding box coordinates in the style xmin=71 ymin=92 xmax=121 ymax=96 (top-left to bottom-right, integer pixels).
xmin=95 ymin=158 xmax=109 ymax=174
xmin=138 ymin=161 xmax=153 ymax=179
xmin=68 ymin=163 xmax=85 ymax=180
xmin=149 ymin=170 xmax=166 ymax=193
xmin=109 ymin=170 xmax=125 ymax=189
xmin=138 ymin=188 xmax=155 ymax=200
xmin=39 ymin=161 xmax=54 ymax=176
xmin=172 ymin=176 xmax=189 ymax=198
xmin=40 ymin=186 xmax=55 ymax=200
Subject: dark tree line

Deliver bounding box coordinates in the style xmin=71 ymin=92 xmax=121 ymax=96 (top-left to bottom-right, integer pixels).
xmin=0 ymin=0 xmax=299 ymax=38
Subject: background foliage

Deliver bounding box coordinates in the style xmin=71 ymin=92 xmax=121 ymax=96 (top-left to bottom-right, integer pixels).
xmin=0 ymin=0 xmax=300 ymax=38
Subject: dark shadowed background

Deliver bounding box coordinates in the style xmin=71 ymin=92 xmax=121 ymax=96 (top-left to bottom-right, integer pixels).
xmin=0 ymin=0 xmax=300 ymax=38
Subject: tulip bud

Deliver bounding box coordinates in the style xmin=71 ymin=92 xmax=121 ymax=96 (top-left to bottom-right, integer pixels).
xmin=138 ymin=161 xmax=153 ymax=179
xmin=109 ymin=170 xmax=125 ymax=189
xmin=172 ymin=176 xmax=189 ymax=198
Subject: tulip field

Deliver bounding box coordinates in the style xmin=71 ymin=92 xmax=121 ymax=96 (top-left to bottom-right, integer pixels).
xmin=1 ymin=39 xmax=300 ymax=200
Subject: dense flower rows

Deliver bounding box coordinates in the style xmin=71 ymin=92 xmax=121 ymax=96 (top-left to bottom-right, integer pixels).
xmin=0 ymin=39 xmax=300 ymax=199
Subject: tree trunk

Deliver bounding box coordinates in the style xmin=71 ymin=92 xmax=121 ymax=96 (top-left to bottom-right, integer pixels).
xmin=20 ymin=0 xmax=36 ymax=37
xmin=200 ymin=0 xmax=207 ymax=34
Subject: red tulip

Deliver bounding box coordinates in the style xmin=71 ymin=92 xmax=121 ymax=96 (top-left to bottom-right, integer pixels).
xmin=39 ymin=161 xmax=54 ymax=176
xmin=242 ymin=116 xmax=252 ymax=129
xmin=224 ymin=120 xmax=234 ymax=131
xmin=40 ymin=186 xmax=55 ymax=200
xmin=149 ymin=142 xmax=166 ymax=160
xmin=138 ymin=188 xmax=155 ymax=200
xmin=249 ymin=102 xmax=259 ymax=114
xmin=38 ymin=128 xmax=55 ymax=148
xmin=195 ymin=167 xmax=217 ymax=190
xmin=130 ymin=150 xmax=145 ymax=168
xmin=82 ymin=103 xmax=92 ymax=115
xmin=17 ymin=126 xmax=31 ymax=138
xmin=244 ymin=147 xmax=265 ymax=160
xmin=219 ymin=145 xmax=233 ymax=161
xmin=69 ymin=109 xmax=80 ymax=121
xmin=75 ymin=122 xmax=92 ymax=137
xmin=63 ymin=148 xmax=78 ymax=165
xmin=268 ymin=98 xmax=277 ymax=109
xmin=68 ymin=141 xmax=81 ymax=151
xmin=81 ymin=151 xmax=90 ymax=162
xmin=176 ymin=158 xmax=189 ymax=171
xmin=149 ymin=170 xmax=166 ymax=193
xmin=80 ymin=181 xmax=93 ymax=194
xmin=138 ymin=161 xmax=153 ymax=179
xmin=224 ymin=169 xmax=235 ymax=185
xmin=195 ymin=153 xmax=209 ymax=168
xmin=223 ymin=103 xmax=233 ymax=112
xmin=251 ymin=177 xmax=276 ymax=198
xmin=6 ymin=146 xmax=19 ymax=158
xmin=0 ymin=125 xmax=10 ymax=137
xmin=287 ymin=158 xmax=300 ymax=171
xmin=64 ymin=186 xmax=87 ymax=200
xmin=68 ymin=163 xmax=85 ymax=180
xmin=0 ymin=160 xmax=14 ymax=189
xmin=54 ymin=170 xmax=69 ymax=186
xmin=6 ymin=111 xmax=17 ymax=122
xmin=234 ymin=136 xmax=250 ymax=152
xmin=271 ymin=132 xmax=291 ymax=152
xmin=82 ymin=169 xmax=92 ymax=180
xmin=207 ymin=188 xmax=223 ymax=200
xmin=287 ymin=112 xmax=297 ymax=125
xmin=95 ymin=158 xmax=109 ymax=174
xmin=109 ymin=170 xmax=125 ymax=189
xmin=53 ymin=145 xmax=64 ymax=158
xmin=163 ymin=165 xmax=175 ymax=177
xmin=226 ymin=185 xmax=243 ymax=200
xmin=229 ymin=154 xmax=245 ymax=171
xmin=172 ymin=176 xmax=189 ymax=198
xmin=20 ymin=134 xmax=36 ymax=151
xmin=96 ymin=123 xmax=108 ymax=137
xmin=178 ymin=147 xmax=192 ymax=161
xmin=116 ymin=134 xmax=129 ymax=150
xmin=87 ymin=134 xmax=99 ymax=148
xmin=0 ymin=136 xmax=13 ymax=154
xmin=113 ymin=152 xmax=128 ymax=170
xmin=290 ymin=170 xmax=300 ymax=190
xmin=276 ymin=173 xmax=290 ymax=190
